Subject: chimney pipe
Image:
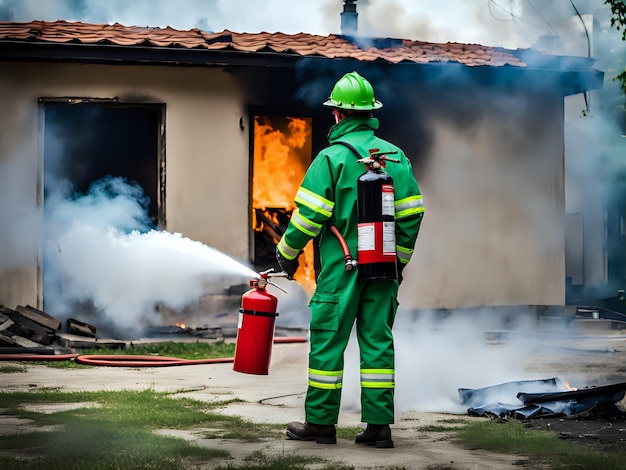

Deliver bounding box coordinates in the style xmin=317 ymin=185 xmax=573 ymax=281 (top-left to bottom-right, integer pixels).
xmin=341 ymin=0 xmax=358 ymax=36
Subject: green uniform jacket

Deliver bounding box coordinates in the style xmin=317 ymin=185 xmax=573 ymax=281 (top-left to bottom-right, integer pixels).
xmin=278 ymin=115 xmax=424 ymax=289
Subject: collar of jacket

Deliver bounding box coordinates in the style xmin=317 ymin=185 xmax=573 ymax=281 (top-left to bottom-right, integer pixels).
xmin=327 ymin=115 xmax=379 ymax=143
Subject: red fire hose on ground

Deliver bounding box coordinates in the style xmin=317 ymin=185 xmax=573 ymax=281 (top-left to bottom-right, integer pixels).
xmin=0 ymin=337 xmax=307 ymax=367
xmin=75 ymin=355 xmax=235 ymax=367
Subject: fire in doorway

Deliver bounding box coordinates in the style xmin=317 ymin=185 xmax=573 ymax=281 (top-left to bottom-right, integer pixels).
xmin=251 ymin=115 xmax=315 ymax=293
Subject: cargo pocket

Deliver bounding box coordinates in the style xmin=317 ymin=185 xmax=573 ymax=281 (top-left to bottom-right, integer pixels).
xmin=308 ymin=292 xmax=339 ymax=331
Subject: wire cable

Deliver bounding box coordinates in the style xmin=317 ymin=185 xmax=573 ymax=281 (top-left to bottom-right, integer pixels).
xmin=487 ymin=0 xmax=548 ymax=45
xmin=527 ymin=0 xmax=560 ymax=38
xmin=569 ymin=0 xmax=591 ymax=58
xmin=488 ymin=0 xmax=512 ymax=21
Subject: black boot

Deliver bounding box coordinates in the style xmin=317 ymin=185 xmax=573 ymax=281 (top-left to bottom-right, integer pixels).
xmin=355 ymin=424 xmax=394 ymax=448
xmin=286 ymin=421 xmax=337 ymax=444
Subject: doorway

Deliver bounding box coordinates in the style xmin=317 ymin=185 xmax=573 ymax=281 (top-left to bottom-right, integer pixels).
xmin=250 ymin=114 xmax=314 ymax=291
xmin=40 ymin=99 xmax=165 ymax=309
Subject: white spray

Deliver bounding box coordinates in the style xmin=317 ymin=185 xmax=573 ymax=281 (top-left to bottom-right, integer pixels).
xmin=1 ymin=0 xmax=623 ymax=415
xmin=44 ymin=176 xmax=257 ymax=335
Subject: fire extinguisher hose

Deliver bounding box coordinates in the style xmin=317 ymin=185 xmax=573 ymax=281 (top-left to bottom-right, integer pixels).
xmin=0 ymin=337 xmax=307 ymax=366
xmin=329 ymin=225 xmax=357 ymax=271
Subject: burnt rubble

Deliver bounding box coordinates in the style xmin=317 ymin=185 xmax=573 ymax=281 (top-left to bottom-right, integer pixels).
xmin=459 ymin=378 xmax=626 ymax=420
xmin=0 ymin=305 xmax=61 ymax=354
xmin=0 ymin=304 xmax=224 ymax=353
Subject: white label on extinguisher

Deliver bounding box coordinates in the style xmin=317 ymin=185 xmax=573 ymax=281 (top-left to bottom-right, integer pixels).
xmin=357 ymin=223 xmax=376 ymax=251
xmin=238 ymin=312 xmax=243 ymax=329
xmin=381 ymin=184 xmax=395 ymax=216
xmin=383 ymin=221 xmax=396 ymax=254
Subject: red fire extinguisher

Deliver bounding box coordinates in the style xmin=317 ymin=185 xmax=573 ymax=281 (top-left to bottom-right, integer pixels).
xmin=356 ymin=148 xmax=401 ymax=281
xmin=233 ymin=268 xmax=287 ymax=375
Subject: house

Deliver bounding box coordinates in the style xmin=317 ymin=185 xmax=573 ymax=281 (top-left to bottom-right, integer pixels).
xmin=0 ymin=16 xmax=604 ymax=328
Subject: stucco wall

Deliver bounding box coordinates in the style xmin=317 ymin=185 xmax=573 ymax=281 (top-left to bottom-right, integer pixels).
xmin=0 ymin=62 xmax=249 ymax=309
xmin=402 ymin=90 xmax=566 ymax=309
xmin=0 ymin=61 xmax=567 ymax=312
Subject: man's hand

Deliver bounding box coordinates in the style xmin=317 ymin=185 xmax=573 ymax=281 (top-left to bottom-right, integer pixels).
xmin=276 ymin=249 xmax=300 ymax=280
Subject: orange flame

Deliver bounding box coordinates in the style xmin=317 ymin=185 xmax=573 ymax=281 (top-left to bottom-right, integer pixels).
xmin=563 ymin=381 xmax=578 ymax=391
xmin=175 ymin=322 xmax=186 ymax=329
xmin=253 ymin=116 xmax=310 ymax=210
xmin=252 ymin=116 xmax=315 ymax=295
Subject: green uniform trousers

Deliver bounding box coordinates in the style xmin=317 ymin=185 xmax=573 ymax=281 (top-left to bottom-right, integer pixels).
xmin=305 ymin=273 xmax=398 ymax=425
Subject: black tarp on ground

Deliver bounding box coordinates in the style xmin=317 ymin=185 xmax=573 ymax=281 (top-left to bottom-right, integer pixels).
xmin=459 ymin=378 xmax=626 ymax=419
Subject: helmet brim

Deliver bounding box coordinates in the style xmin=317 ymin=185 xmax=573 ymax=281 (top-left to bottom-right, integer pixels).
xmin=323 ymin=98 xmax=383 ymax=111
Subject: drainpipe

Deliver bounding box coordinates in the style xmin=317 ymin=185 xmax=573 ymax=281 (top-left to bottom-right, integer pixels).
xmin=341 ymin=0 xmax=358 ymax=36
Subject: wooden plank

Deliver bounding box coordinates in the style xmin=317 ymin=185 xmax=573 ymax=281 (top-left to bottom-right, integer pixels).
xmin=0 ymin=332 xmax=16 ymax=346
xmin=9 ymin=311 xmax=55 ymax=345
xmin=55 ymin=332 xmax=126 ymax=350
xmin=10 ymin=312 xmax=52 ymax=336
xmin=11 ymin=335 xmax=44 ymax=348
xmin=67 ymin=318 xmax=97 ymax=338
xmin=30 ymin=332 xmax=55 ymax=346
xmin=0 ymin=306 xmax=15 ymax=318
xmin=14 ymin=305 xmax=61 ymax=331
xmin=0 ymin=346 xmax=55 ymax=355
xmin=0 ymin=316 xmax=14 ymax=332
xmin=6 ymin=321 xmax=33 ymax=339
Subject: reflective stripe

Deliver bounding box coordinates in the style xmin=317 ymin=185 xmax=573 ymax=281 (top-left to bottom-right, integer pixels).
xmin=360 ymin=369 xmax=395 ymax=389
xmin=396 ymin=245 xmax=413 ymax=264
xmin=295 ymin=187 xmax=334 ymax=218
xmin=277 ymin=238 xmax=299 ymax=260
xmin=395 ymin=195 xmax=424 ymax=219
xmin=309 ymin=368 xmax=343 ymax=390
xmin=291 ymin=209 xmax=322 ymax=238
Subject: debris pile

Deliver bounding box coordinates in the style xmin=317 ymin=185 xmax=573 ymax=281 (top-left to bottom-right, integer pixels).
xmin=0 ymin=305 xmax=62 ymax=354
xmin=0 ymin=304 xmax=224 ymax=354
xmin=459 ymin=378 xmax=626 ymax=419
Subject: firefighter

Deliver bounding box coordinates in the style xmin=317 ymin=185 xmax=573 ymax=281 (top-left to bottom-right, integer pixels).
xmin=276 ymin=71 xmax=424 ymax=448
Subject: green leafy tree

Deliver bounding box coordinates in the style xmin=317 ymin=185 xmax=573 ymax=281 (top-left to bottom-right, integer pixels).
xmin=606 ymin=0 xmax=626 ymax=92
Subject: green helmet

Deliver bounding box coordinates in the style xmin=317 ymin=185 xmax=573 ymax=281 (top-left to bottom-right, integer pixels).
xmin=323 ymin=71 xmax=383 ymax=111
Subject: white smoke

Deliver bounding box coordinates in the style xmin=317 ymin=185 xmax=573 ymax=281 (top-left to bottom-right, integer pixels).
xmin=338 ymin=308 xmax=556 ymax=415
xmin=1 ymin=0 xmax=624 ymax=416
xmin=0 ymin=0 xmax=585 ymax=50
xmin=0 ymin=0 xmax=341 ymax=37
xmin=43 ymin=176 xmax=257 ymax=335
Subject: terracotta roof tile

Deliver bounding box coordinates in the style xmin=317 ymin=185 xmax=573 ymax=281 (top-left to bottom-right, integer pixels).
xmin=0 ymin=20 xmax=529 ymax=67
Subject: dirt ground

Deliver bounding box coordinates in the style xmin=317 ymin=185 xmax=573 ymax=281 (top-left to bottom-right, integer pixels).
xmin=1 ymin=319 xmax=626 ymax=469
xmin=522 ymin=410 xmax=626 ymax=455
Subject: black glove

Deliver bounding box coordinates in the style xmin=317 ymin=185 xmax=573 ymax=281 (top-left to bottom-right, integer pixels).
xmin=397 ymin=258 xmax=406 ymax=285
xmin=276 ymin=249 xmax=300 ymax=280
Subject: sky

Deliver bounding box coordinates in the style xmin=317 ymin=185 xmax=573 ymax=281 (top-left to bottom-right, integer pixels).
xmin=0 ymin=0 xmax=596 ymax=51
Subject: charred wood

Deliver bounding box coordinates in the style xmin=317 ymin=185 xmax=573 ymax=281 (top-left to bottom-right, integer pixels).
xmin=15 ymin=305 xmax=61 ymax=331
xmin=67 ymin=318 xmax=97 ymax=338
xmin=0 ymin=346 xmax=55 ymax=355
xmin=0 ymin=332 xmax=16 ymax=346
xmin=9 ymin=312 xmax=55 ymax=345
xmin=0 ymin=312 xmax=13 ymax=332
